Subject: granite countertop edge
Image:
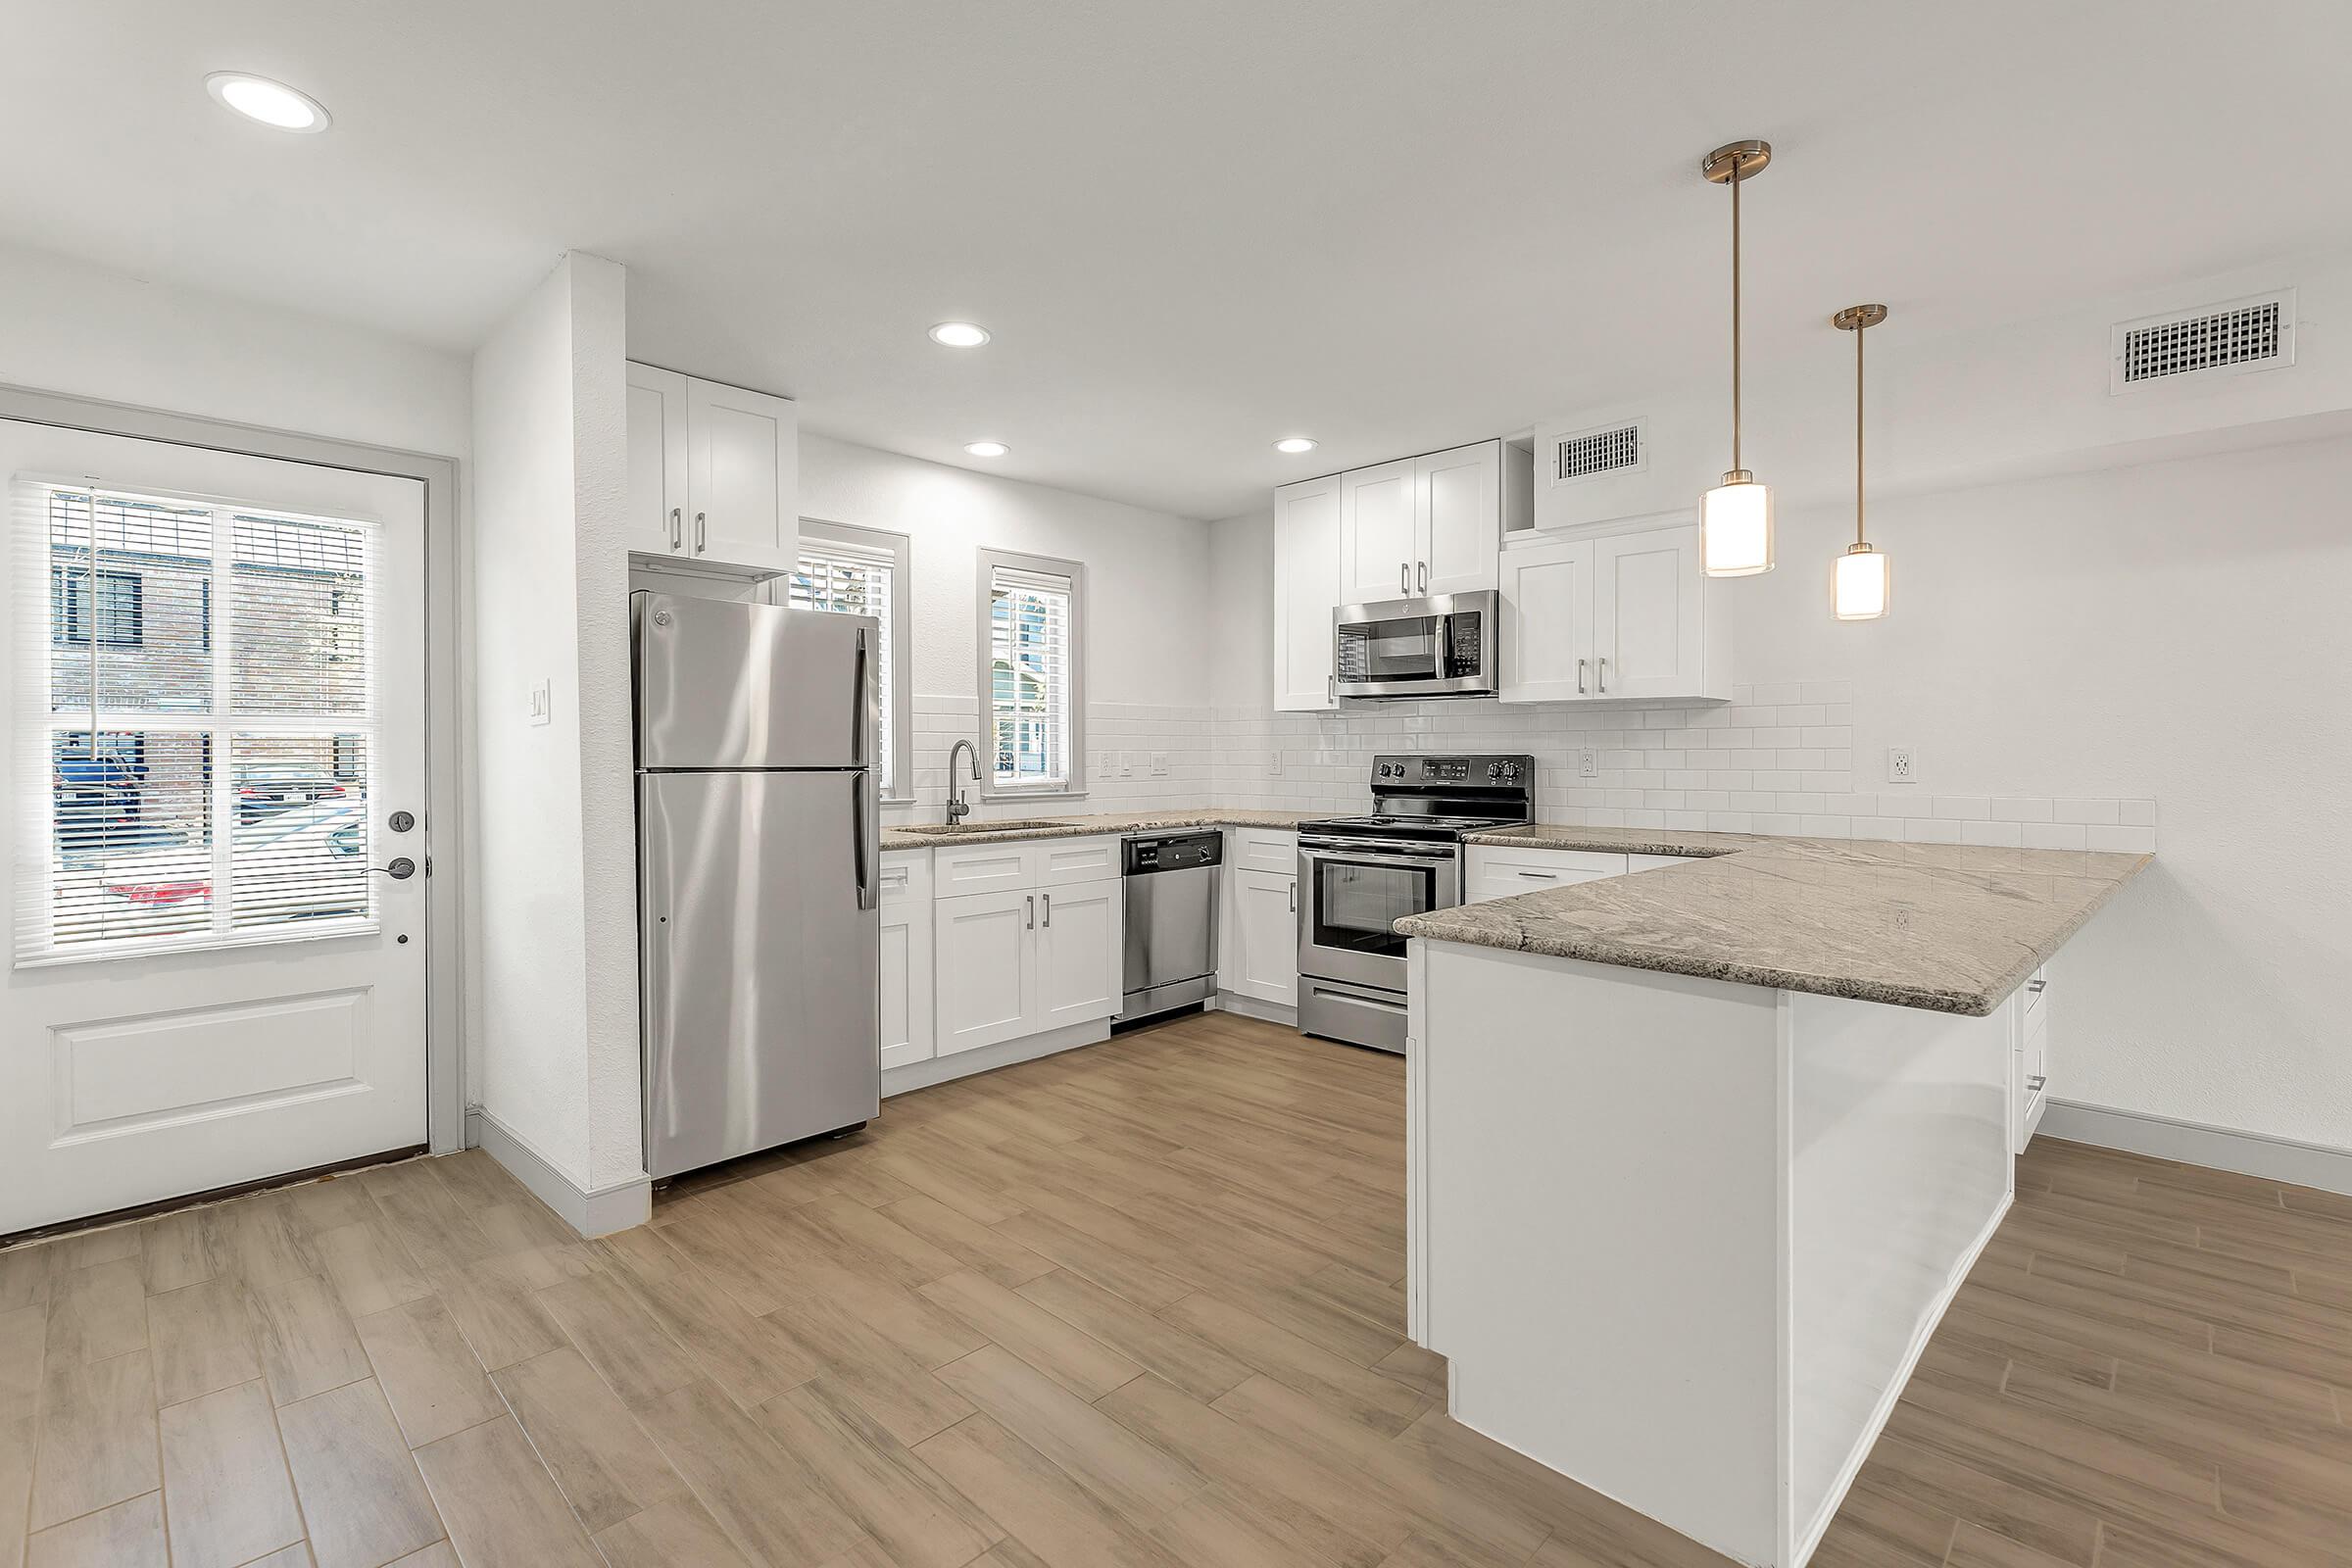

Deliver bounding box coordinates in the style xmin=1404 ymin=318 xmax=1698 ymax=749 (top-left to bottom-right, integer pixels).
xmin=881 ymin=809 xmax=1313 ymax=850
xmin=1397 ymin=837 xmax=2153 ymax=1016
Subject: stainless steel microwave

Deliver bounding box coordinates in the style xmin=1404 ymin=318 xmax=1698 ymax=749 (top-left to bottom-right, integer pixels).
xmin=1333 ymin=590 xmax=1497 ymax=701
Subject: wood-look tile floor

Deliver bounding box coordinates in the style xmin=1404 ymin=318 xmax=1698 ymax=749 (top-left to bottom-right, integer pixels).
xmin=5 ymin=1013 xmax=2351 ymax=1567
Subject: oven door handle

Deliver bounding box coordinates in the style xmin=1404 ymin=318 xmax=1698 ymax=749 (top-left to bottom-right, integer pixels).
xmin=1300 ymin=848 xmax=1457 ymax=871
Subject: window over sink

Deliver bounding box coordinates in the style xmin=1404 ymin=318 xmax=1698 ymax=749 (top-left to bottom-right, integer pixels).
xmin=976 ymin=548 xmax=1086 ymax=797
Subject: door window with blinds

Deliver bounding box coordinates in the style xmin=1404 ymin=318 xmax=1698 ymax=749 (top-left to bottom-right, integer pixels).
xmin=975 ymin=548 xmax=1085 ymax=795
xmin=781 ymin=518 xmax=910 ymax=798
xmin=20 ymin=484 xmax=378 ymax=959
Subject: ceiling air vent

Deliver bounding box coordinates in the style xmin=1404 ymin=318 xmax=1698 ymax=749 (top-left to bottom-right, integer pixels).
xmin=1554 ymin=418 xmax=1646 ymax=483
xmin=2111 ymin=290 xmax=2295 ymax=394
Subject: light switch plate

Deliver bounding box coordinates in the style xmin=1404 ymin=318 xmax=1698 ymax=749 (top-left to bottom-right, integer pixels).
xmin=526 ymin=679 xmax=552 ymax=727
xmin=1150 ymin=752 xmax=1169 ymax=777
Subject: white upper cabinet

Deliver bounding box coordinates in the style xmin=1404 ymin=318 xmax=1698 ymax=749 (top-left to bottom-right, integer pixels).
xmin=626 ymin=363 xmax=691 ymax=557
xmin=1273 ymin=474 xmax=1341 ymax=711
xmin=1418 ymin=441 xmax=1504 ymax=597
xmin=1338 ymin=440 xmax=1517 ymax=606
xmin=1498 ymin=534 xmax=1594 ymax=703
xmin=1592 ymin=524 xmax=1708 ymax=700
xmin=625 ymin=362 xmax=799 ymax=574
xmin=1339 ymin=459 xmax=1417 ymax=605
xmin=1501 ymin=520 xmax=1729 ymax=704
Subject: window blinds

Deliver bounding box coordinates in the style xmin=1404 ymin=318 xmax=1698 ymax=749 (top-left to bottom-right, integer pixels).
xmin=21 ymin=485 xmax=377 ymax=960
xmin=988 ymin=564 xmax=1073 ymax=788
xmin=785 ymin=542 xmax=894 ymax=790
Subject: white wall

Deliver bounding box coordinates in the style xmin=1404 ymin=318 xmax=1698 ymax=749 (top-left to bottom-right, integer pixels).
xmin=469 ymin=252 xmax=641 ymax=1195
xmin=0 ymin=241 xmax=468 ymax=459
xmin=797 ymin=432 xmax=1216 ymax=820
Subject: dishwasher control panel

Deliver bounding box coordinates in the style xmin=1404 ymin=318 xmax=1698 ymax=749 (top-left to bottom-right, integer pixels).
xmin=1123 ymin=831 xmax=1224 ymax=875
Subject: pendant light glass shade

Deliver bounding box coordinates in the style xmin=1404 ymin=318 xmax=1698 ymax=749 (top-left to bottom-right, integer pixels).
xmin=1833 ymin=542 xmax=1890 ymax=620
xmin=1700 ymin=140 xmax=1774 ymax=576
xmin=1701 ymin=470 xmax=1774 ymax=576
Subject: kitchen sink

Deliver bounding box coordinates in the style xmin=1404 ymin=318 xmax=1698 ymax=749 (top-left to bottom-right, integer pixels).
xmin=921 ymin=818 xmax=1077 ymax=833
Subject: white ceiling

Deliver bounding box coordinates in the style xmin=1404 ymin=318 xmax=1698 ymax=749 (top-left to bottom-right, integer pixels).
xmin=8 ymin=1 xmax=2350 ymax=518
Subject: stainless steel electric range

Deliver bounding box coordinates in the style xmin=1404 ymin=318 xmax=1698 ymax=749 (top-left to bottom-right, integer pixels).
xmin=1295 ymin=753 xmax=1534 ymax=1052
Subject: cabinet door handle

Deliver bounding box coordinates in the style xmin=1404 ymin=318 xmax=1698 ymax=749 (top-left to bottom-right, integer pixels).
xmin=2026 ymin=977 xmax=2047 ymax=994
xmin=1576 ymin=658 xmax=1587 ymax=695
xmin=1399 ymin=563 xmax=1409 ymax=596
xmin=694 ymin=512 xmax=707 ymax=554
xmin=1289 ymin=880 xmax=1297 ymax=913
xmin=1417 ymin=562 xmax=1428 ymax=594
xmin=1042 ymin=892 xmax=1052 ymax=928
xmin=669 ymin=507 xmax=682 ymax=550
xmin=1327 ymin=675 xmax=1334 ymax=704
xmin=1597 ymin=656 xmax=1609 ymax=693
xmin=1026 ymin=894 xmax=1035 ymax=929
xmin=2027 ymin=1074 xmax=2047 ymax=1092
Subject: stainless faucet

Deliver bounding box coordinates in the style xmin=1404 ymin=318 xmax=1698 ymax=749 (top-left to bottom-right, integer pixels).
xmin=946 ymin=739 xmax=981 ymax=825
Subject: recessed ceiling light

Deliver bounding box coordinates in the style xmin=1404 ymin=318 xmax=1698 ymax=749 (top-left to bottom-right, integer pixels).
xmin=929 ymin=321 xmax=991 ymax=348
xmin=963 ymin=441 xmax=1009 ymax=458
xmin=1274 ymin=437 xmax=1318 ymax=454
xmin=204 ymin=72 xmax=331 ymax=132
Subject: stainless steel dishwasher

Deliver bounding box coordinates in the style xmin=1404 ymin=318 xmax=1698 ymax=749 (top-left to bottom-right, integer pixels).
xmin=1114 ymin=830 xmax=1223 ymax=1025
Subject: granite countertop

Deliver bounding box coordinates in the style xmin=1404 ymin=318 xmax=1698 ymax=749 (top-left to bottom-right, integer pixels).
xmin=881 ymin=808 xmax=1312 ymax=850
xmin=1401 ymin=833 xmax=2151 ymax=1015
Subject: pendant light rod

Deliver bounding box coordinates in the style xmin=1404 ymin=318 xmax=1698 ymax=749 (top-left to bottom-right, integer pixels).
xmin=1703 ymin=140 xmax=1771 ymax=477
xmin=1832 ymin=303 xmax=1888 ymax=545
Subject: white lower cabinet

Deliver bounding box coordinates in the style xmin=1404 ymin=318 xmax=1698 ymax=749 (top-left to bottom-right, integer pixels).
xmin=1463 ymin=843 xmax=1694 ymax=904
xmin=2014 ymin=960 xmax=2053 ymax=1152
xmin=877 ymin=852 xmax=936 ymax=1071
xmin=1223 ymin=866 xmax=1299 ymax=1008
xmin=1035 ymin=879 xmax=1124 ymax=1029
xmin=935 ymin=888 xmax=1036 ymax=1055
xmin=935 ymin=874 xmax=1123 ymax=1056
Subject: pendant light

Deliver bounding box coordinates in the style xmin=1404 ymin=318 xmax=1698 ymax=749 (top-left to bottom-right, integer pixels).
xmin=1699 ymin=139 xmax=1775 ymax=576
xmin=1831 ymin=303 xmax=1891 ymax=620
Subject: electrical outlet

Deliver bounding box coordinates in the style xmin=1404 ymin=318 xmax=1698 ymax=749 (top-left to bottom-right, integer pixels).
xmin=1268 ymin=752 xmax=1284 ymax=777
xmin=1888 ymin=746 xmax=1916 ymax=784
xmin=1579 ymin=748 xmax=1599 ymax=779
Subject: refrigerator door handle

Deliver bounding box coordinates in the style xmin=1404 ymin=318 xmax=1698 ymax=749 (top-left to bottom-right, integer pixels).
xmin=853 ymin=769 xmax=878 ymax=911
xmin=852 ymin=625 xmax=871 ymax=768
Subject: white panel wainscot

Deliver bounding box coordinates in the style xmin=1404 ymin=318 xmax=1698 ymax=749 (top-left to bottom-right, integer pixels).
xmin=1406 ymin=939 xmax=2013 ymax=1568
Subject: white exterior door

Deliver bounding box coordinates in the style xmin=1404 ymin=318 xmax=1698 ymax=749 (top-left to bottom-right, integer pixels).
xmin=1417 ymin=441 xmax=1500 ymax=597
xmin=0 ymin=423 xmax=430 ymax=1235
xmin=1498 ymin=536 xmax=1595 ymax=704
xmin=1592 ymin=525 xmax=1704 ymax=700
xmin=1339 ymin=460 xmax=1417 ymax=606
xmin=1272 ymin=475 xmax=1340 ymax=711
xmin=935 ymin=888 xmax=1034 ymax=1055
xmin=685 ymin=376 xmax=798 ymax=571
xmin=1034 ymin=879 xmax=1122 ymax=1030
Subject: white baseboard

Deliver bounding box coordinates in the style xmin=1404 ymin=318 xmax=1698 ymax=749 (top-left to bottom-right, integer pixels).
xmin=465 ymin=1106 xmax=651 ymax=1239
xmin=881 ymin=1018 xmax=1109 ymax=1098
xmin=2039 ymin=1099 xmax=2352 ymax=1199
xmin=1791 ymin=1189 xmax=2012 ymax=1568
xmin=1213 ymin=992 xmax=1298 ymax=1027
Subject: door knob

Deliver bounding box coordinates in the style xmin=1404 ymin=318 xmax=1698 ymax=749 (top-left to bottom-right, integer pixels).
xmin=379 ymin=857 xmax=417 ymax=880
xmin=387 ymin=810 xmax=416 ymax=833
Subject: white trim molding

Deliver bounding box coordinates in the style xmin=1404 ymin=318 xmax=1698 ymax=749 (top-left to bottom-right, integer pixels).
xmin=881 ymin=1017 xmax=1107 ymax=1098
xmin=466 ymin=1105 xmax=652 ymax=1237
xmin=2040 ymin=1100 xmax=2352 ymax=1200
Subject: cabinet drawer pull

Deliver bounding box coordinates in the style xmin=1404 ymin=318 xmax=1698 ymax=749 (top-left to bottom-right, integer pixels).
xmin=1516 ymin=870 xmax=1557 ymax=880
xmin=2026 ymin=977 xmax=2047 ymax=994
xmin=2027 ymin=1074 xmax=2047 ymax=1092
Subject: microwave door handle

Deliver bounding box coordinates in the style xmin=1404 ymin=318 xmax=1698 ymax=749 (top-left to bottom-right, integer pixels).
xmin=1431 ymin=612 xmax=1450 ymax=680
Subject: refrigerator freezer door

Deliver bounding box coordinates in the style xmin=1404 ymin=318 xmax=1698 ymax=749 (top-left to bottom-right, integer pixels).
xmin=634 ymin=591 xmax=878 ymax=770
xmin=640 ymin=768 xmax=881 ymax=1179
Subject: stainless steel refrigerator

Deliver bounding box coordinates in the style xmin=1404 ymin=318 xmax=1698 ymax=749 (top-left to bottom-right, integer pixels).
xmin=632 ymin=590 xmax=881 ymax=1180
